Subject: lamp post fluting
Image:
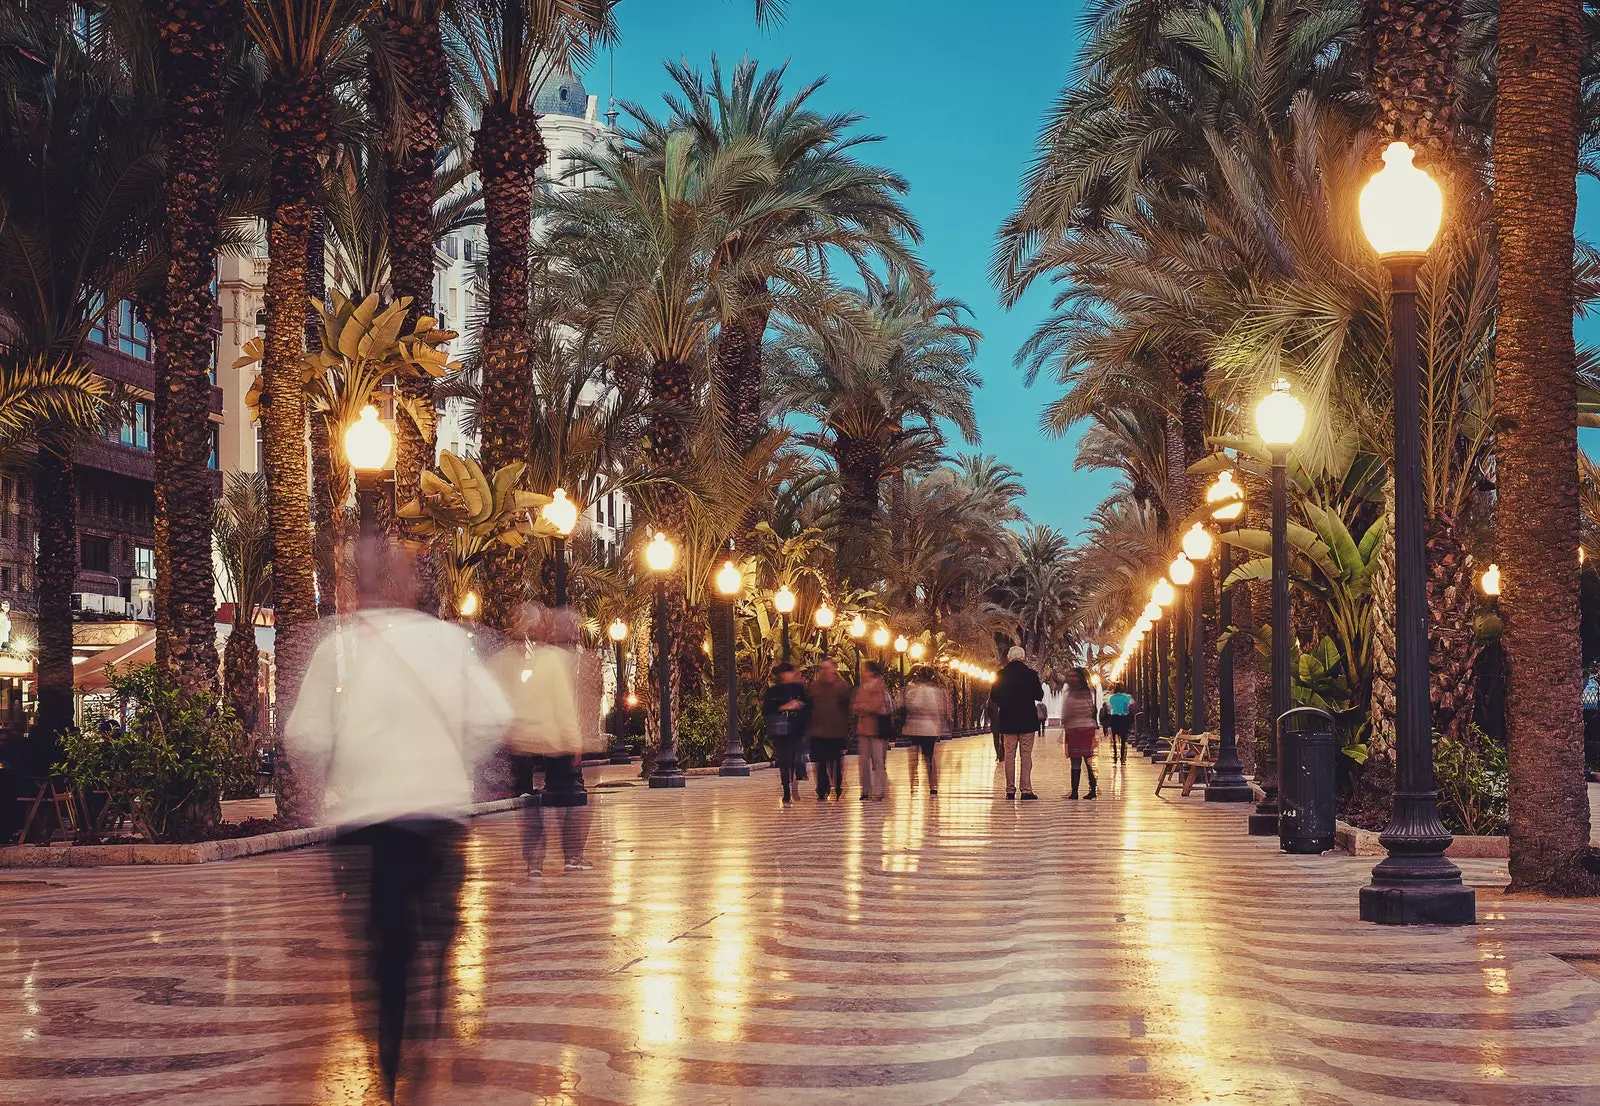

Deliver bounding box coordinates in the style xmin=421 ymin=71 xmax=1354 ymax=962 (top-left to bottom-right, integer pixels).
xmin=646 ymin=532 xmax=685 ymax=788
xmin=607 ymin=619 xmax=632 ymax=764
xmin=716 ymin=560 xmax=749 ymax=777
xmin=1357 ymin=142 xmax=1474 ymax=925
xmin=1204 ymin=473 xmax=1252 ymax=801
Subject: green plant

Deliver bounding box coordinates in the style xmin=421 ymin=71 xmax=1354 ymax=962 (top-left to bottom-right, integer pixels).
xmin=55 ymin=664 xmax=254 ymax=842
xmin=1434 ymin=726 xmax=1509 ymax=837
xmin=675 ymin=694 xmax=728 ymax=770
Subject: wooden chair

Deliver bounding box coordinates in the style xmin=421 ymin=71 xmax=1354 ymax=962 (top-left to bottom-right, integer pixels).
xmin=1155 ymin=733 xmax=1219 ymax=796
xmin=1154 ymin=733 xmax=1198 ymax=796
xmin=16 ymin=777 xmax=83 ymax=844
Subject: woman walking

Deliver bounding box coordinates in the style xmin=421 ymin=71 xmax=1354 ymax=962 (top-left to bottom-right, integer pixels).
xmin=903 ymin=665 xmax=950 ymax=796
xmin=853 ymin=660 xmax=893 ymax=800
xmin=1063 ymin=668 xmax=1099 ymax=800
xmin=763 ymin=663 xmax=811 ymax=804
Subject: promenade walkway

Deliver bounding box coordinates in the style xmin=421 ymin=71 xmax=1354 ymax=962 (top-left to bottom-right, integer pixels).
xmin=3 ymin=735 xmax=1600 ymax=1104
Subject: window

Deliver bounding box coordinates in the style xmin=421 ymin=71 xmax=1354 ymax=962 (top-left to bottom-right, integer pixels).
xmin=209 ymin=337 xmax=218 ymax=385
xmin=116 ymin=301 xmax=151 ymax=360
xmin=134 ymin=546 xmax=155 ymax=581
xmin=71 ymin=6 xmax=100 ymax=48
xmin=448 ymin=287 xmax=459 ymax=322
xmin=208 ymin=425 xmax=220 ymax=470
xmin=463 ymin=240 xmax=474 ymax=263
xmin=2 ymin=568 xmax=11 ymax=593
xmin=443 ymin=236 xmax=459 ymax=260
xmin=117 ymin=400 xmax=152 ymax=450
xmin=81 ymin=536 xmax=110 ymax=573
xmin=254 ymin=420 xmax=264 ymax=472
xmin=88 ymin=293 xmax=107 ymax=346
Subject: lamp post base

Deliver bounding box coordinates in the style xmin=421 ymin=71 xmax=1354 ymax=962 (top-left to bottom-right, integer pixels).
xmin=609 ymin=740 xmax=632 ymax=765
xmin=1204 ymin=777 xmax=1254 ymax=803
xmin=718 ymin=759 xmax=750 ymax=777
xmin=1359 ymin=880 xmax=1476 ymax=926
xmin=1247 ymin=813 xmax=1279 ymax=835
xmin=648 ymin=771 xmax=687 ymax=789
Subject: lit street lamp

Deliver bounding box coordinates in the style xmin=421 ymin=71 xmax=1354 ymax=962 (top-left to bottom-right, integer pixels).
xmin=1149 ymin=583 xmax=1173 ymax=745
xmin=1204 ymin=472 xmax=1253 ymax=803
xmin=343 ymin=405 xmax=394 ymax=594
xmin=1357 ymin=141 xmax=1473 ymax=925
xmin=814 ymin=601 xmax=835 ymax=658
xmin=1251 ymin=376 xmax=1305 ymax=836
xmin=1181 ymin=524 xmax=1213 ymax=735
xmin=607 ymin=618 xmax=632 ymax=764
xmin=850 ymin=613 xmax=868 ymax=681
xmin=645 ymin=532 xmax=685 ymax=788
xmin=541 ymin=487 xmax=579 ymax=605
xmin=773 ymin=584 xmax=796 ymax=663
xmin=1169 ymin=552 xmax=1195 ymax=737
xmin=873 ymin=624 xmax=890 ymax=667
xmin=715 ymin=559 xmax=749 ymax=776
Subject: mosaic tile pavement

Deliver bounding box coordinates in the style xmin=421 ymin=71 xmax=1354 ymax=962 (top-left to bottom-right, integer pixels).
xmin=3 ymin=734 xmax=1600 ymax=1105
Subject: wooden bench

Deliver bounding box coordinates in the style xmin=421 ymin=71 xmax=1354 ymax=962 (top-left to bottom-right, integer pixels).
xmin=1155 ymin=732 xmax=1218 ymax=797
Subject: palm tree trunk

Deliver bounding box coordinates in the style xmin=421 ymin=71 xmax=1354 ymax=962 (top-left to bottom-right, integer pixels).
xmin=472 ymin=103 xmax=543 ymax=632
xmin=258 ymin=75 xmax=328 ymax=822
xmin=149 ymin=0 xmax=233 ymax=699
xmin=1427 ymin=512 xmax=1479 ymax=748
xmin=714 ymin=298 xmax=769 ymax=456
xmin=1496 ymin=0 xmax=1600 ymax=893
xmin=648 ymin=356 xmax=697 ymax=695
xmin=835 ymin=437 xmax=881 ymax=589
xmin=1361 ymin=0 xmax=1461 ymax=156
xmin=32 ymin=446 xmax=76 ymax=761
xmin=308 ymin=412 xmax=343 ymax=615
xmin=223 ymin=619 xmax=261 ymax=735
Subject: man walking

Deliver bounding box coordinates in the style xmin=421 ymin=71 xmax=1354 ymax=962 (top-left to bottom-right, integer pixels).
xmin=1107 ymin=682 xmax=1135 ymax=764
xmin=808 ymin=658 xmax=853 ymax=800
xmin=991 ymin=645 xmax=1045 ymax=800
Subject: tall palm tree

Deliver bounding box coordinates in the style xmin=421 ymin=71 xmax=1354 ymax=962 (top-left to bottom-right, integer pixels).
xmin=1496 ymin=0 xmax=1600 ymax=892
xmin=444 ymin=0 xmax=614 ymax=629
xmin=214 ymin=472 xmax=272 ymax=733
xmin=0 ymin=8 xmax=162 ymax=751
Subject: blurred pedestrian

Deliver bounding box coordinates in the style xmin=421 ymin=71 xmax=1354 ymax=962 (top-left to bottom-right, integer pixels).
xmin=286 ymin=552 xmax=510 ymax=1103
xmin=990 ymin=645 xmax=1045 ymax=800
xmin=1107 ymin=682 xmax=1134 ymax=764
xmin=763 ymin=663 xmax=811 ymax=803
xmin=902 ymin=665 xmax=950 ymax=796
xmin=853 ymin=660 xmax=893 ymax=800
xmin=1063 ymin=669 xmax=1100 ymax=799
xmin=808 ymin=658 xmax=853 ymax=801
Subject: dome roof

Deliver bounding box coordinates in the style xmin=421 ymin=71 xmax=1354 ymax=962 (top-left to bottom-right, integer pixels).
xmin=533 ymin=69 xmax=588 ymax=118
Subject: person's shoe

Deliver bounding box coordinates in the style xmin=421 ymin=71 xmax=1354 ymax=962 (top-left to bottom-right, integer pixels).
xmin=860 ymin=793 xmax=870 ymax=801
xmin=834 ymin=790 xmax=843 ymax=800
xmin=526 ymin=865 xmax=544 ymax=878
xmin=782 ymin=791 xmax=792 ymax=804
xmin=929 ymin=789 xmax=938 ymax=796
xmin=1005 ymin=789 xmax=1016 ymax=800
xmin=817 ymin=793 xmax=828 ymax=801
xmin=1068 ymin=792 xmax=1079 ymax=800
xmin=564 ymin=858 xmax=593 ymax=872
xmin=1021 ymin=792 xmax=1039 ymax=801
xmin=1086 ymin=789 xmax=1098 ymax=800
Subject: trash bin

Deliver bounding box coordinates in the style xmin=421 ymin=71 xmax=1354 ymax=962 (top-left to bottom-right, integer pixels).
xmin=1277 ymin=706 xmax=1337 ymax=855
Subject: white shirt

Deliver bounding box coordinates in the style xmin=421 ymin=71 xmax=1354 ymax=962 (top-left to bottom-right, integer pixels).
xmin=285 ymin=609 xmax=511 ymax=828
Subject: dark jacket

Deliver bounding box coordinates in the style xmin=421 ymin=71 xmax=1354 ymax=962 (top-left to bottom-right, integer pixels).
xmin=762 ymin=680 xmax=810 ymax=743
xmin=990 ymin=659 xmax=1045 ymax=734
xmin=807 ymin=673 xmax=854 ymax=739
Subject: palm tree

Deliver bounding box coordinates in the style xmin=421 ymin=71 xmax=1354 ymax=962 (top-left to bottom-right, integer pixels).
xmin=0 ymin=10 xmax=163 ymax=754
xmin=214 ymin=473 xmax=272 ymax=733
xmin=1496 ymin=0 xmax=1600 ymax=892
xmin=444 ymin=0 xmax=614 ymax=630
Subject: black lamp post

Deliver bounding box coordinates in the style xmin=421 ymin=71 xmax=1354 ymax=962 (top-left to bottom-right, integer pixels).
xmin=1356 ymin=142 xmax=1474 ymax=925
xmin=646 ymin=532 xmax=685 ymax=788
xmin=1249 ymin=379 xmax=1304 ymax=836
xmin=542 ymin=488 xmax=578 ymax=605
xmin=849 ymin=614 xmax=867 ymax=683
xmin=607 ymin=618 xmax=632 ymax=764
xmin=1170 ymin=551 xmax=1197 ymax=731
xmin=715 ymin=559 xmax=749 ymax=776
xmin=537 ymin=487 xmax=585 ymax=807
xmin=1205 ymin=473 xmax=1253 ymax=802
xmin=344 ymin=405 xmax=394 ymax=598
xmin=774 ymin=585 xmax=796 ymax=664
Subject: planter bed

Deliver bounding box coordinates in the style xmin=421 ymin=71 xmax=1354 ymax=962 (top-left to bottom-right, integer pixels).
xmin=1334 ymin=819 xmax=1507 ymax=858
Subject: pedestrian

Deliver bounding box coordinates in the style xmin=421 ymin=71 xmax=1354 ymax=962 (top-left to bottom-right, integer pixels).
xmin=286 ymin=550 xmax=510 ymax=1103
xmin=902 ymin=665 xmax=950 ymax=795
xmin=1098 ymin=699 xmax=1113 ymax=744
xmin=1107 ymin=682 xmax=1135 ymax=764
xmin=1063 ymin=669 xmax=1099 ymax=799
xmin=990 ymin=645 xmax=1045 ymax=800
xmin=809 ymin=657 xmax=854 ymax=801
xmin=490 ymin=604 xmax=592 ymax=876
xmin=763 ymin=663 xmax=811 ymax=804
xmin=853 ymin=660 xmax=893 ymax=800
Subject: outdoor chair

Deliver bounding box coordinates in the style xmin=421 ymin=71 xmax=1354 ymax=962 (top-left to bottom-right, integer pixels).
xmin=1155 ymin=733 xmax=1218 ymax=797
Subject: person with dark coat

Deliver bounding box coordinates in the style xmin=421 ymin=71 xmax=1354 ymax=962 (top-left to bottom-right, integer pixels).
xmin=762 ymin=664 xmax=811 ymax=804
xmin=989 ymin=646 xmax=1045 ymax=800
xmin=808 ymin=658 xmax=854 ymax=800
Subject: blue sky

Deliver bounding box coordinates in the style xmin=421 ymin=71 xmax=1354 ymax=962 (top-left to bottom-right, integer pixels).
xmin=608 ymin=0 xmax=1113 ymax=538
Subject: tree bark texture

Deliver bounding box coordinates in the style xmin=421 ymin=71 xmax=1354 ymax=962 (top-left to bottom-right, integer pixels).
xmin=1426 ymin=512 xmax=1480 ymax=749
xmin=713 ymin=296 xmax=769 ymax=457
xmin=1360 ymin=0 xmax=1462 ymax=156
xmin=835 ymin=437 xmax=881 ymax=589
xmin=223 ymin=620 xmax=261 ymax=735
xmin=1495 ymin=0 xmax=1600 ymax=893
xmin=472 ymin=104 xmax=543 ymax=632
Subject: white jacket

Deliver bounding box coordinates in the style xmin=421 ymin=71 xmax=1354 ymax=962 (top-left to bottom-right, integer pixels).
xmin=285 ymin=609 xmax=511 ymax=829
xmin=490 ymin=641 xmax=583 ymax=757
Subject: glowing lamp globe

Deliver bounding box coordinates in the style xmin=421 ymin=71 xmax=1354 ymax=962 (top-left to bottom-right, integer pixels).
xmin=1169 ymin=554 xmax=1195 ymax=587
xmin=644 ymin=531 xmax=677 ymax=574
xmin=343 ymin=405 xmax=393 ymax=472
xmin=1142 ymin=600 xmax=1162 ymax=622
xmin=872 ymin=626 xmax=890 ymax=648
xmin=541 ymin=487 xmax=579 ymax=536
xmin=1480 ymin=563 xmax=1501 ymax=598
xmin=1207 ymin=470 xmax=1245 ymax=522
xmin=814 ymin=603 xmax=836 ymax=629
xmin=1152 ymin=578 xmax=1176 ymax=608
xmin=894 ymin=635 xmax=909 ymax=654
xmin=1090 ymin=672 xmax=1101 ymax=686
xmin=773 ymin=585 xmax=797 ymax=615
xmin=850 ymin=614 xmax=868 ymax=639
xmin=1358 ymin=141 xmax=1443 ymax=258
xmin=608 ymin=618 xmax=628 ymax=642
xmin=1255 ymin=378 xmax=1305 ymax=449
xmin=715 ymin=560 xmax=743 ymax=597
xmin=458 ymin=590 xmax=479 ymax=618
xmin=909 ymin=642 xmax=926 ymax=661
xmin=1182 ymin=524 xmax=1214 ymax=561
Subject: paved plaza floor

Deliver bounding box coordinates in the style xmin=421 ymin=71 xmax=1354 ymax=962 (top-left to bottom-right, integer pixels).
xmin=4 ymin=734 xmax=1600 ymax=1105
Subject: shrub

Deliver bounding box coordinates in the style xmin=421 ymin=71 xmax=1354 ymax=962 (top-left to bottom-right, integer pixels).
xmin=675 ymin=693 xmax=727 ymax=769
xmin=55 ymin=664 xmax=255 ymax=842
xmin=1434 ymin=725 xmax=1508 ymax=836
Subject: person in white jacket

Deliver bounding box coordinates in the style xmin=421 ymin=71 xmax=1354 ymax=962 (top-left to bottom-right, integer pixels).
xmin=285 ymin=558 xmax=510 ymax=1103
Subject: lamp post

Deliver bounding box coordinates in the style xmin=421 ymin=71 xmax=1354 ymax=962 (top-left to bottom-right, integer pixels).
xmin=1151 ymin=581 xmax=1174 ymax=748
xmin=344 ymin=405 xmax=394 ymax=596
xmin=814 ymin=601 xmax=835 ymax=658
xmin=1251 ymin=376 xmax=1305 ymax=836
xmin=1205 ymin=471 xmax=1253 ymax=802
xmin=894 ymin=633 xmax=909 ymax=683
xmin=1181 ymin=524 xmax=1213 ymax=733
xmin=850 ymin=614 xmax=867 ymax=682
xmin=715 ymin=559 xmax=749 ymax=776
xmin=1169 ymin=552 xmax=1195 ymax=731
xmin=873 ymin=625 xmax=890 ymax=668
xmin=541 ymin=487 xmax=579 ymax=605
xmin=773 ymin=584 xmax=796 ymax=663
xmin=1356 ymin=141 xmax=1473 ymax=925
xmin=607 ymin=619 xmax=632 ymax=764
xmin=645 ymin=532 xmax=685 ymax=788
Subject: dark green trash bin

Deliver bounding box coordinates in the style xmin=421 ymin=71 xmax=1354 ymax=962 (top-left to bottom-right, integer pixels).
xmin=1277 ymin=706 xmax=1337 ymax=855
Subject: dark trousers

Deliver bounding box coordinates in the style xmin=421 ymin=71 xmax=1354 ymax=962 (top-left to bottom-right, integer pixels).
xmin=992 ymin=729 xmax=1003 ymax=761
xmin=1071 ymin=756 xmax=1097 ymax=796
xmin=1111 ymin=717 xmax=1132 ymax=761
xmin=812 ymin=737 xmax=847 ymax=797
xmin=774 ymin=736 xmax=801 ymax=798
xmin=331 ymin=818 xmax=465 ymax=1098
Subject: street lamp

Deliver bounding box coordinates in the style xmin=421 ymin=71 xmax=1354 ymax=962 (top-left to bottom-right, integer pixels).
xmin=872 ymin=624 xmax=890 ymax=666
xmin=607 ymin=618 xmax=632 ymax=764
xmin=1181 ymin=523 xmax=1215 ymax=737
xmin=850 ymin=613 xmax=868 ymax=681
xmin=773 ymin=584 xmax=796 ymax=663
xmin=645 ymin=532 xmax=685 ymax=788
xmin=459 ymin=589 xmax=480 ymax=619
xmin=908 ymin=641 xmax=926 ymax=663
xmin=1204 ymin=472 xmax=1253 ymax=803
xmin=344 ymin=405 xmax=394 ymax=596
xmin=1251 ymin=376 xmax=1305 ymax=837
xmin=1479 ymin=563 xmax=1501 ymax=598
xmin=814 ymin=601 xmax=835 ymax=659
xmin=541 ymin=487 xmax=579 ymax=605
xmin=715 ymin=559 xmax=749 ymax=777
xmin=1168 ymin=552 xmax=1196 ymax=737
xmin=1356 ymin=141 xmax=1472 ymax=925
xmin=893 ymin=634 xmax=909 ymax=695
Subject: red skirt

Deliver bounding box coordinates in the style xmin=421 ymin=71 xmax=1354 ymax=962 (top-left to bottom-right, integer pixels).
xmin=1065 ymin=726 xmax=1097 ymax=758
